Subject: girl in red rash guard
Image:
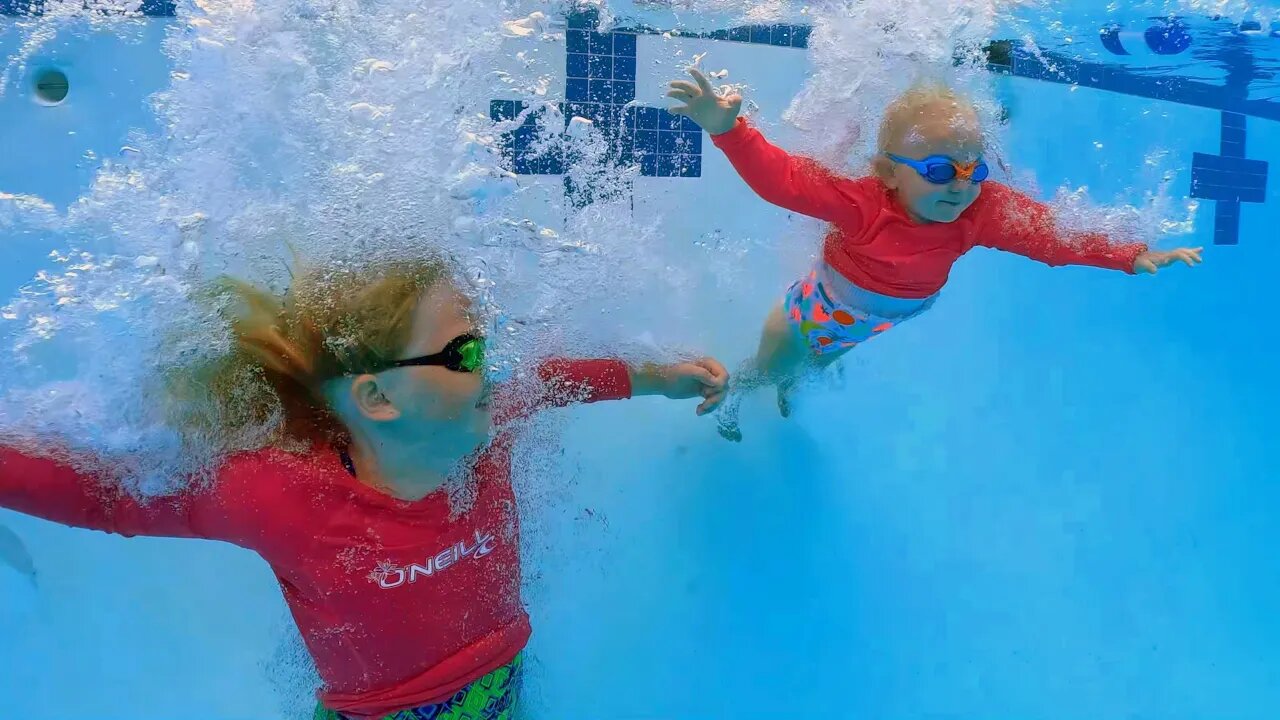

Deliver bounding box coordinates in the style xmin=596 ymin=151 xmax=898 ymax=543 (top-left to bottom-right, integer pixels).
xmin=0 ymin=255 xmax=728 ymax=719
xmin=667 ymin=68 xmax=1203 ymax=441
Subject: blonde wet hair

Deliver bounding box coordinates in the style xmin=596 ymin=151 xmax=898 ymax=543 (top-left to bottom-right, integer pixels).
xmin=166 ymin=255 xmax=454 ymax=453
xmin=871 ymin=82 xmax=984 ymax=184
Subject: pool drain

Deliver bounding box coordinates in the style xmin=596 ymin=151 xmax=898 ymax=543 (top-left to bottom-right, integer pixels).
xmin=33 ymin=68 xmax=69 ymax=105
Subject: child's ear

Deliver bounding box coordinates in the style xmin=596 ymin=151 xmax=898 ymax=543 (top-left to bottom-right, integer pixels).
xmin=872 ymin=155 xmax=898 ymax=188
xmin=350 ymin=375 xmax=401 ymax=422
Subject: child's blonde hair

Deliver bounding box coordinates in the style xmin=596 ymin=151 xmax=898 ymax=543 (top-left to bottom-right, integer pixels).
xmin=166 ymin=255 xmax=454 ymax=453
xmin=876 ymin=81 xmax=976 ymax=154
xmin=871 ymin=81 xmax=979 ymax=180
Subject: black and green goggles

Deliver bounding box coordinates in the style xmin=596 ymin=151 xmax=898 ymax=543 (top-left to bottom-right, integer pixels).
xmin=389 ymin=333 xmax=486 ymax=374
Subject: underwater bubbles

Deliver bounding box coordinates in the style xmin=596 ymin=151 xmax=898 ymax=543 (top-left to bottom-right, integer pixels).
xmin=0 ymin=0 xmax=534 ymax=484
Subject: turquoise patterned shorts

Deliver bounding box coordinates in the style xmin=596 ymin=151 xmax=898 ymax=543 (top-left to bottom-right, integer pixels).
xmin=784 ymin=270 xmax=935 ymax=355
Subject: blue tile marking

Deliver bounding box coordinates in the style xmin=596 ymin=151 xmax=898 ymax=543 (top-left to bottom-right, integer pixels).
xmin=1220 ymin=112 xmax=1246 ymax=156
xmin=490 ymin=100 xmax=565 ymax=176
xmin=1190 ymin=152 xmax=1267 ymax=203
xmin=495 ymin=11 xmax=816 ymax=187
xmin=1189 ymin=113 xmax=1268 ymax=245
xmin=988 ymin=41 xmax=1273 ymax=245
xmin=1214 ymin=201 xmax=1240 ymax=245
xmin=496 ymin=6 xmax=703 ymax=188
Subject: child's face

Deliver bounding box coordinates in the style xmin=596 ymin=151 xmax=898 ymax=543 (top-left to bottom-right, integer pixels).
xmin=882 ymin=108 xmax=984 ymax=224
xmin=345 ymin=282 xmax=492 ymax=464
xmin=395 ymin=283 xmax=492 ymax=452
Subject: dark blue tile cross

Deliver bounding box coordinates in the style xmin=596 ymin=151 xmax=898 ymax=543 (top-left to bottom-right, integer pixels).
xmin=1186 ymin=36 xmax=1269 ymax=246
xmin=490 ymin=7 xmax=703 ymax=207
xmin=991 ymin=41 xmax=1270 ymax=246
xmin=1190 ymin=113 xmax=1267 ymax=245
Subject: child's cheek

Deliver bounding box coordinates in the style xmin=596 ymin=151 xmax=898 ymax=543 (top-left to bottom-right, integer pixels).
xmin=905 ymin=181 xmax=932 ymax=207
xmin=965 ymin=184 xmax=982 ymax=207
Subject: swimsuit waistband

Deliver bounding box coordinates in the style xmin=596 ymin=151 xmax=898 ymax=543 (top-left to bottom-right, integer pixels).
xmin=810 ymin=262 xmax=935 ymax=319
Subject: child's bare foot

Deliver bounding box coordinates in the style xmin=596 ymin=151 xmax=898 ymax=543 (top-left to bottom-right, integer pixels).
xmin=716 ymin=417 xmax=743 ymax=442
xmin=715 ymin=386 xmax=744 ymax=442
xmin=776 ymin=376 xmax=799 ymax=418
xmin=712 ymin=363 xmax=759 ymax=442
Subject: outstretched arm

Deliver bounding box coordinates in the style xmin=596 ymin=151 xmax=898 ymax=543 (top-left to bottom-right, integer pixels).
xmin=1133 ymin=247 xmax=1203 ymax=274
xmin=0 ymin=446 xmax=221 ymax=540
xmin=629 ymin=357 xmax=729 ymax=416
xmin=669 ymin=68 xmax=871 ymax=227
xmin=977 ymin=183 xmax=1155 ymax=272
xmin=496 ymin=357 xmax=729 ymax=422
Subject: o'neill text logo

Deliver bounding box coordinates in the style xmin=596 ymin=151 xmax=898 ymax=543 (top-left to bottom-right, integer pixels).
xmin=367 ymin=530 xmax=497 ymax=589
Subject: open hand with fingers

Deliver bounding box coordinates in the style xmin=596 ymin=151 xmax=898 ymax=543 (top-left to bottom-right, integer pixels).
xmin=629 ymin=358 xmax=731 ymax=416
xmin=667 ymin=67 xmax=743 ymax=135
xmin=1134 ymin=247 xmax=1203 ymax=274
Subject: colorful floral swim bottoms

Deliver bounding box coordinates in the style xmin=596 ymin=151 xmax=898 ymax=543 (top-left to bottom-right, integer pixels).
xmin=315 ymin=653 xmax=523 ymax=720
xmin=783 ymin=270 xmax=935 ymax=355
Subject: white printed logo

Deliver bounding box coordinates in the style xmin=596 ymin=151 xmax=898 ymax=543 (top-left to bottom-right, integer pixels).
xmin=366 ymin=530 xmax=497 ymax=589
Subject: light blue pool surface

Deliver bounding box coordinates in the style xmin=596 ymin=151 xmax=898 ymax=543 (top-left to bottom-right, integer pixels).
xmin=1 ymin=2 xmax=1278 ymax=718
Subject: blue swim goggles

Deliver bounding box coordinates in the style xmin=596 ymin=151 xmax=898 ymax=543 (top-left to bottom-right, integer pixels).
xmin=885 ymin=153 xmax=989 ymax=184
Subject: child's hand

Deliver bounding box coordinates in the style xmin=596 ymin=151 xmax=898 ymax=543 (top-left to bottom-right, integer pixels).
xmin=1134 ymin=247 xmax=1203 ymax=274
xmin=631 ymin=358 xmax=730 ymax=416
xmin=667 ymin=67 xmax=742 ymax=135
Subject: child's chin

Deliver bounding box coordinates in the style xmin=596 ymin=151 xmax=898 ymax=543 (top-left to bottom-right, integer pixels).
xmin=932 ymin=203 xmax=965 ymax=222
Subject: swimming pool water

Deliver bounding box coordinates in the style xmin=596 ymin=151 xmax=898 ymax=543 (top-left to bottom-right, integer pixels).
xmin=2 ymin=2 xmax=1279 ymax=718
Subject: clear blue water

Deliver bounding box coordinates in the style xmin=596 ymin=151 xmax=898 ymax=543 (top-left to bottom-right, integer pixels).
xmin=2 ymin=2 xmax=1279 ymax=718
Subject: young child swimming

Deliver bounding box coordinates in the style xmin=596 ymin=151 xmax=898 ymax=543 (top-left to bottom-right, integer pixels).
xmin=0 ymin=255 xmax=728 ymax=719
xmin=667 ymin=68 xmax=1203 ymax=440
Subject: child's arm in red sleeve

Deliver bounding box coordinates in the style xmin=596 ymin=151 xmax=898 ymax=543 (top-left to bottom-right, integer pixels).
xmin=535 ymin=358 xmax=633 ymax=407
xmin=0 ymin=445 xmax=241 ymax=541
xmin=711 ymin=118 xmax=872 ymax=229
xmin=977 ymin=183 xmax=1147 ymax=272
xmin=493 ymin=359 xmax=632 ymax=424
